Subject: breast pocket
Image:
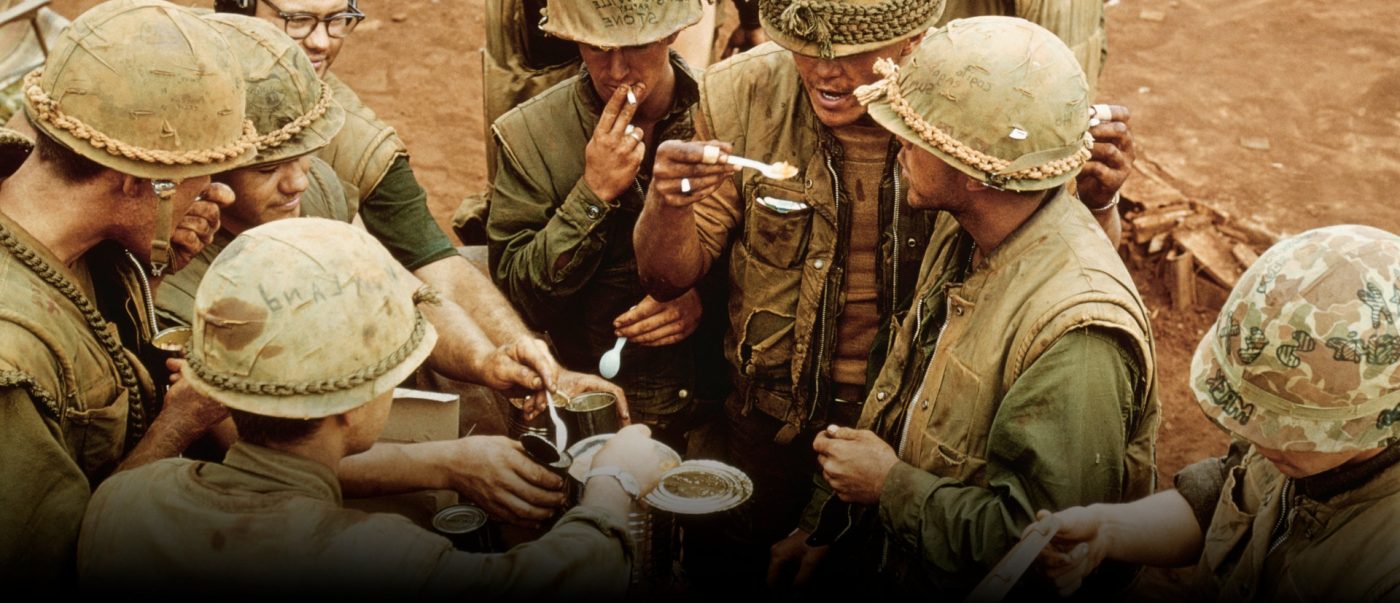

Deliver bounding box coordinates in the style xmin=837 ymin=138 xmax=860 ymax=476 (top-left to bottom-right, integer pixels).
xmin=742 ymin=180 xmax=813 ymax=269
xmin=63 ymin=388 xmax=130 ymax=480
xmin=913 ymin=356 xmax=987 ymax=483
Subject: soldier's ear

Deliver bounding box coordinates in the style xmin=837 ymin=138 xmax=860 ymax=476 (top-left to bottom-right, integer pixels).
xmin=899 ymin=32 xmax=927 ymax=60
xmin=119 ymin=174 xmax=145 ymax=199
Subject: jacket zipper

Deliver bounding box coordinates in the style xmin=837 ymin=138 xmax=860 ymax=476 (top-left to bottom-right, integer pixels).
xmin=891 ymin=167 xmax=902 ymax=314
xmin=125 ymin=250 xmax=158 ymax=331
xmin=1266 ymin=479 xmax=1295 ymax=557
xmin=808 ymin=153 xmax=842 ymax=422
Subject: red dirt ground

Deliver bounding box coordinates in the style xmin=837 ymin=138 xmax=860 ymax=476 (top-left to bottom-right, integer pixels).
xmin=50 ymin=0 xmax=1400 ymax=479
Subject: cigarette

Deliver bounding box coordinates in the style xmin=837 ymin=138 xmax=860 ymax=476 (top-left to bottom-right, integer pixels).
xmin=627 ymin=90 xmax=637 ymax=105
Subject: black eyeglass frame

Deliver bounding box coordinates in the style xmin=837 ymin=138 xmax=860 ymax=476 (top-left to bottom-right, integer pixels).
xmin=259 ymin=0 xmax=365 ymax=40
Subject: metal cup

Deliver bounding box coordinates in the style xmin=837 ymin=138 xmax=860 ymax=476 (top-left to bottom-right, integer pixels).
xmin=506 ymin=395 xmax=552 ymax=440
xmin=152 ymin=326 xmax=191 ymax=358
xmin=563 ymin=392 xmax=621 ymax=439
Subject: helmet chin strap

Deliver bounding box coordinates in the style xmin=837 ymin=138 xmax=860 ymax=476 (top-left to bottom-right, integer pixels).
xmin=149 ymin=179 xmax=177 ymax=277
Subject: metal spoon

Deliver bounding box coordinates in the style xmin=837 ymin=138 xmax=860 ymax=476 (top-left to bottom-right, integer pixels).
xmin=598 ymin=336 xmax=626 ymax=379
xmin=726 ymin=154 xmax=799 ymax=180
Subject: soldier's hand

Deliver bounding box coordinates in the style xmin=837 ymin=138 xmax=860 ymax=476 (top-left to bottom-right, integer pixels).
xmin=1078 ymin=104 xmax=1135 ymax=210
xmin=481 ymin=334 xmax=560 ymax=396
xmin=813 ymin=426 xmax=899 ymax=505
xmin=589 ymin=424 xmax=677 ymax=496
xmin=169 ymin=182 xmax=234 ymax=273
xmin=161 ymin=367 xmax=230 ymax=435
xmin=553 ymin=369 xmax=631 ymax=425
xmin=441 ymin=435 xmax=567 ymax=527
xmin=583 ymin=84 xmax=647 ymax=202
xmin=767 ymin=528 xmax=829 ymax=592
xmin=1034 ymin=508 xmax=1111 ymax=597
xmin=650 ymin=140 xmax=739 ymax=209
xmin=613 ymin=290 xmax=702 ymax=347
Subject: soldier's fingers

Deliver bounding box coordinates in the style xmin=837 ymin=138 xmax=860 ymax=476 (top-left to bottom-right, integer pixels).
xmin=662 ymin=173 xmax=731 ymax=197
xmin=614 ymin=298 xmax=664 ymax=327
xmin=656 ymin=139 xmax=734 ymax=166
xmin=201 ymin=182 xmax=236 ymax=207
xmin=597 ymin=85 xmax=630 ymax=134
xmin=617 ymin=304 xmax=679 ymax=338
xmin=625 ymin=318 xmax=686 ymax=346
xmin=1089 ymin=141 xmax=1129 ymax=170
xmin=612 ymin=87 xmax=642 ymax=137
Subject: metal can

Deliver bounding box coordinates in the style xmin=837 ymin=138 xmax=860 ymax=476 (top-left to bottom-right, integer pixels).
xmin=432 ymin=504 xmax=495 ymax=553
xmin=563 ymin=391 xmax=621 ymax=439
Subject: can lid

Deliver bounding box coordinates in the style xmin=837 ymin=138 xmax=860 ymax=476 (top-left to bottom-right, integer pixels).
xmin=432 ymin=504 xmax=488 ymax=535
xmin=645 ymin=460 xmax=752 ymax=515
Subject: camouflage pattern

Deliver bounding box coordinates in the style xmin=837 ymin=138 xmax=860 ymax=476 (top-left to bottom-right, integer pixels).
xmin=1191 ymin=225 xmax=1400 ymax=453
xmin=202 ymin=13 xmax=346 ymax=166
xmin=23 ymin=0 xmax=255 ymax=180
xmin=182 ymin=219 xmax=437 ymax=419
xmin=862 ymin=16 xmax=1092 ymax=192
xmin=760 ymin=0 xmax=946 ymax=58
xmin=540 ymin=0 xmax=703 ymax=48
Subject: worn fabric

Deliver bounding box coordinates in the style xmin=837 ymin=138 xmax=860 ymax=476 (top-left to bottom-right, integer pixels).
xmin=155 ymin=157 xmax=350 ymax=328
xmin=1179 ymin=443 xmax=1400 ymax=601
xmin=317 ymin=73 xmax=456 ymax=271
xmin=938 ymin=0 xmax=1107 ymax=97
xmin=677 ymin=42 xmax=935 ymax=588
xmin=0 ymin=211 xmax=156 ymax=584
xmin=488 ymin=53 xmax=704 ymax=418
xmin=79 ymin=442 xmax=632 ymax=596
xmin=805 ymin=189 xmax=1159 ymax=595
xmin=831 ymin=123 xmax=889 ymax=389
xmin=691 ymin=42 xmax=934 ymax=441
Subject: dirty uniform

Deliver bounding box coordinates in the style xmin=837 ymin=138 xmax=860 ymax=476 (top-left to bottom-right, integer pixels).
xmin=939 ymin=0 xmax=1107 ymax=96
xmin=1173 ymin=441 xmax=1400 ymax=601
xmin=79 ymin=442 xmax=631 ymax=596
xmin=682 ymin=42 xmax=934 ymax=577
xmin=155 ymin=158 xmax=349 ymax=328
xmin=820 ymin=190 xmax=1159 ymax=595
xmin=0 ymin=210 xmax=157 ymax=583
xmin=317 ymin=73 xmax=457 ymax=271
xmin=0 ymin=5 xmax=67 ymax=124
xmin=488 ymin=54 xmax=711 ymax=437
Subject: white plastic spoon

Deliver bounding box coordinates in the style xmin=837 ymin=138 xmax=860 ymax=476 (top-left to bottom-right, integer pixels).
xmin=726 ymin=154 xmax=799 ymax=180
xmin=598 ymin=336 xmax=626 ymax=379
xmin=545 ymin=389 xmax=567 ymax=452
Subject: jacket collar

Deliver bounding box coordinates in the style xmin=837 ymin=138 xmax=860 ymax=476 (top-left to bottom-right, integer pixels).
xmin=212 ymin=442 xmax=344 ymax=504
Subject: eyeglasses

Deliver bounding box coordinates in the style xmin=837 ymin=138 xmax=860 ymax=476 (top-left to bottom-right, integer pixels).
xmin=261 ymin=0 xmax=365 ymax=40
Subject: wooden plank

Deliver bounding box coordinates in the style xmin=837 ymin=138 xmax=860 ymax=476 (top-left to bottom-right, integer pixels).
xmin=1168 ymin=250 xmax=1196 ymax=310
xmin=1231 ymin=243 xmax=1261 ymax=270
xmin=1131 ymin=207 xmax=1194 ymax=243
xmin=1176 ymin=228 xmax=1243 ymax=288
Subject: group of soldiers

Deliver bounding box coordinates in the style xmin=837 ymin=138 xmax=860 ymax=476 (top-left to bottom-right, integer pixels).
xmin=0 ymin=0 xmax=1396 ymax=599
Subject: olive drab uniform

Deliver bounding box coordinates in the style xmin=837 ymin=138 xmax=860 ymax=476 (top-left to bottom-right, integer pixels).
xmin=317 ymin=72 xmax=400 ymax=212
xmin=939 ymin=0 xmax=1107 ymax=97
xmin=694 ymin=43 xmax=934 ymax=442
xmin=0 ymin=203 xmax=158 ymax=581
xmin=844 ymin=190 xmax=1159 ymax=594
xmin=0 ymin=2 xmax=67 ymax=123
xmin=487 ymin=54 xmax=713 ymax=432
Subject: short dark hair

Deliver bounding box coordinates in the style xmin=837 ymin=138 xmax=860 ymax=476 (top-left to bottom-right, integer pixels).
xmin=229 ymin=408 xmax=325 ymax=446
xmin=32 ymin=128 xmax=106 ymax=183
xmin=213 ymin=0 xmax=257 ymax=15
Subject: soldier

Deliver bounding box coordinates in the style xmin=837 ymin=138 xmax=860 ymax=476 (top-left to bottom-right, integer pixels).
xmin=0 ymin=0 xmax=68 ymax=124
xmin=788 ymin=17 xmax=1160 ymax=595
xmin=1036 ymin=225 xmax=1400 ymax=601
xmin=211 ymin=0 xmax=571 ymax=405
xmin=0 ymin=0 xmax=255 ymax=582
xmin=487 ymin=0 xmax=722 ymax=450
xmin=154 ymin=14 xmax=579 ymax=527
xmin=79 ymin=218 xmax=675 ymax=596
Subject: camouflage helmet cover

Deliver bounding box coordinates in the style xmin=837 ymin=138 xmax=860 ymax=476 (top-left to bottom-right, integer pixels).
xmin=22 ymin=0 xmax=257 ymax=180
xmin=1191 ymin=225 xmax=1400 ymax=453
xmin=857 ymin=16 xmax=1093 ymax=192
xmin=202 ymin=13 xmax=345 ymax=166
xmin=760 ymin=0 xmax=946 ymax=59
xmin=540 ymin=0 xmax=703 ymax=49
xmin=182 ymin=218 xmax=438 ymax=419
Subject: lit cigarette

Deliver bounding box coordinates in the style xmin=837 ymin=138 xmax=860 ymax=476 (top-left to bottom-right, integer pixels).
xmin=627 ymin=89 xmax=637 ymax=105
